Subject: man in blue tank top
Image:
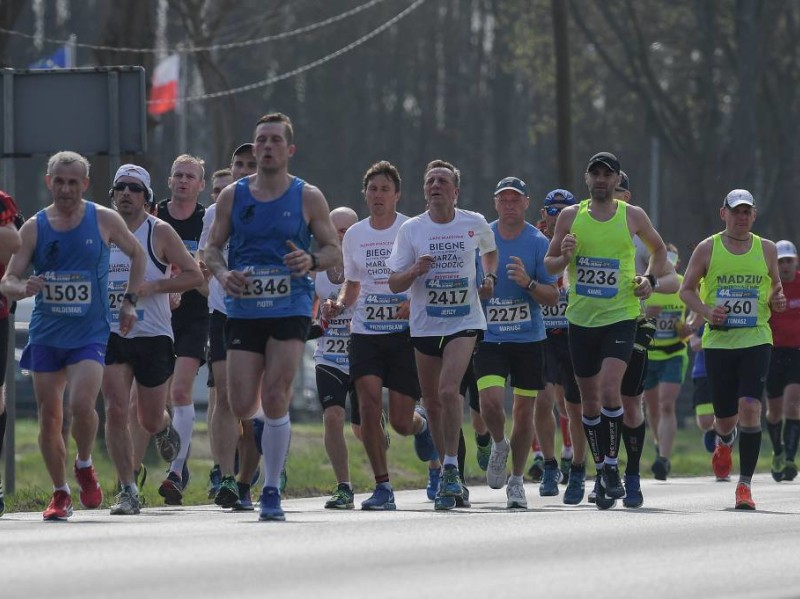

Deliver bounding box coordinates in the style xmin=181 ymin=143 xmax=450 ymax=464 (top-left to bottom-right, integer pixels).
xmin=205 ymin=112 xmax=341 ymax=521
xmin=0 ymin=151 xmax=146 ymax=521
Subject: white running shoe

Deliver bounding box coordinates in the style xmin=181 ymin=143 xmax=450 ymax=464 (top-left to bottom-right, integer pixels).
xmin=487 ymin=439 xmax=510 ymax=489
xmin=506 ymin=478 xmax=528 ymax=509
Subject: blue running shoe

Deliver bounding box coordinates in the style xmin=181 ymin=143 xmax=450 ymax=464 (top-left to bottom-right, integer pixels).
xmin=540 ymin=464 xmax=560 ymax=497
xmin=361 ymin=485 xmax=396 ymax=511
xmin=434 ymin=488 xmax=456 ymax=511
xmin=440 ymin=464 xmax=462 ymax=497
xmin=703 ymin=429 xmax=717 ymax=454
xmin=475 ymin=434 xmax=491 ymax=471
xmin=258 ymin=486 xmax=285 ymax=521
xmin=623 ymin=474 xmax=643 ymax=508
xmin=413 ymin=406 xmax=437 ymax=462
xmin=233 ymin=482 xmax=254 ymax=511
xmin=207 ymin=464 xmax=222 ymax=500
xmin=563 ymin=468 xmax=585 ymax=505
xmin=426 ymin=467 xmax=441 ymax=501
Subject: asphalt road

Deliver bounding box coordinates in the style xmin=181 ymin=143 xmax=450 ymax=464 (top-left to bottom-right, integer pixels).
xmin=2 ymin=474 xmax=799 ymax=599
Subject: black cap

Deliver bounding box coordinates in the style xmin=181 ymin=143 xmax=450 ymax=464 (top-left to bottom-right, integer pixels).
xmin=587 ymin=152 xmax=621 ymax=174
xmin=619 ymin=171 xmax=630 ymax=191
xmin=231 ymin=143 xmax=254 ymax=162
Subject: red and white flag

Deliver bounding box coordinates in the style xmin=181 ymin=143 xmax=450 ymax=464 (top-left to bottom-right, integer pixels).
xmin=148 ymin=54 xmax=179 ymax=116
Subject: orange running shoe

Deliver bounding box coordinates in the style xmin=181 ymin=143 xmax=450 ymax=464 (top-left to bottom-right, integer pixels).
xmin=74 ymin=462 xmax=103 ymax=509
xmin=712 ymin=443 xmax=732 ymax=481
xmin=43 ymin=490 xmax=74 ymax=521
xmin=735 ymin=482 xmax=755 ymax=510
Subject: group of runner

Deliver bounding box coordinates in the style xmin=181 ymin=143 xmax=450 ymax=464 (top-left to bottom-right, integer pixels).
xmin=0 ymin=112 xmax=795 ymax=521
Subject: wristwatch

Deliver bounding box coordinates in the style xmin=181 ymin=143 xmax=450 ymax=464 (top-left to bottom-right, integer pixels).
xmin=123 ymin=292 xmax=138 ymax=307
xmin=309 ymin=253 xmax=319 ymax=271
xmin=484 ymin=273 xmax=498 ymax=284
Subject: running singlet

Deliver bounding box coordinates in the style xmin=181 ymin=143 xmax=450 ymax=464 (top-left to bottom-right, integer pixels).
xmin=28 ymin=201 xmax=110 ymax=348
xmin=769 ymin=271 xmax=800 ymax=348
xmin=108 ymin=215 xmax=173 ymax=339
xmin=0 ymin=191 xmax=18 ymax=320
xmin=343 ymin=213 xmax=410 ymax=335
xmin=386 ymin=208 xmax=496 ymax=337
xmin=156 ymin=199 xmax=207 ymax=320
xmin=225 ymin=177 xmax=313 ymax=319
xmin=644 ymin=274 xmax=687 ymax=361
xmin=543 ymin=275 xmax=569 ymax=332
xmin=482 ymin=221 xmax=555 ymax=343
xmin=314 ymin=271 xmax=353 ymax=373
xmin=567 ymin=199 xmax=640 ymax=327
xmin=199 ymin=202 xmax=228 ymax=315
xmin=701 ymin=233 xmax=772 ymax=350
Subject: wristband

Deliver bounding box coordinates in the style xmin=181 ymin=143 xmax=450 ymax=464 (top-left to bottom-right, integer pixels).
xmin=309 ymin=253 xmax=319 ymax=271
xmin=526 ymin=279 xmax=537 ymax=291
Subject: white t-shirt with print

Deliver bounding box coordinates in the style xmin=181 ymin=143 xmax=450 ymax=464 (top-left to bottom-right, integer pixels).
xmin=199 ymin=202 xmax=227 ymax=314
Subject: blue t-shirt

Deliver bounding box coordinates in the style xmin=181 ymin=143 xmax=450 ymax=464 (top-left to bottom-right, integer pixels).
xmin=225 ymin=177 xmax=314 ymax=319
xmin=29 ymin=201 xmax=110 ymax=347
xmin=481 ymin=221 xmax=555 ymax=343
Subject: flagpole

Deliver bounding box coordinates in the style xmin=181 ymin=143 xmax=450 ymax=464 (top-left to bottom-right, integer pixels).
xmin=66 ymin=34 xmax=76 ymax=68
xmin=177 ymin=46 xmax=187 ymax=154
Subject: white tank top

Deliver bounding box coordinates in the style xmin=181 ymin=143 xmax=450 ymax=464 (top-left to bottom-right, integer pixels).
xmin=108 ymin=214 xmax=174 ymax=338
xmin=314 ymin=270 xmax=354 ymax=373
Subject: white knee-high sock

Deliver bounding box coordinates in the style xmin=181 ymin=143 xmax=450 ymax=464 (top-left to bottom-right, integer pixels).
xmin=170 ymin=404 xmax=195 ymax=475
xmin=261 ymin=414 xmax=291 ymax=491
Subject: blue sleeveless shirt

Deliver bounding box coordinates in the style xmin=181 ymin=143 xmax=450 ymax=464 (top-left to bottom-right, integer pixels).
xmin=29 ymin=201 xmax=110 ymax=347
xmin=225 ymin=177 xmax=314 ymax=319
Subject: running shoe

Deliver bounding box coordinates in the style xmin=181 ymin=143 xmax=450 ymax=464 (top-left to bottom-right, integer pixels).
xmin=135 ymin=464 xmax=148 ymax=491
xmin=380 ymin=409 xmax=391 ymax=450
xmin=258 ymin=486 xmax=285 ymax=521
xmin=623 ymin=474 xmax=643 ymax=508
xmin=207 ymin=464 xmax=222 ymax=499
xmin=487 ymin=440 xmax=510 ymax=489
xmin=43 ymin=490 xmax=73 ymax=521
xmin=0 ymin=477 xmax=4 ymax=517
xmin=74 ymin=462 xmax=103 ymax=509
xmin=325 ymin=483 xmax=355 ymax=509
xmin=434 ymin=487 xmax=456 ymax=511
xmin=475 ymin=434 xmax=491 ymax=471
xmin=540 ymin=464 xmax=560 ymax=497
xmin=455 ymin=482 xmax=471 ymax=508
xmin=154 ymin=421 xmax=181 ymax=463
xmin=712 ymin=443 xmax=733 ymax=481
xmin=594 ymin=478 xmax=617 ymax=510
xmin=703 ymin=429 xmax=717 ymax=454
xmin=158 ymin=471 xmax=183 ymax=506
xmin=601 ymin=464 xmax=625 ymax=499
xmin=440 ymin=464 xmax=463 ymax=497
xmin=651 ymin=456 xmax=671 ymax=481
xmin=110 ymin=486 xmax=141 ymax=515
xmin=527 ymin=455 xmax=544 ymax=483
xmin=215 ymin=475 xmax=239 ymax=508
xmin=413 ymin=406 xmax=436 ymax=462
xmin=771 ymin=452 xmax=786 ymax=483
xmin=784 ymin=460 xmax=798 ymax=481
xmin=361 ymin=485 xmax=396 ymax=511
xmin=588 ymin=473 xmax=600 ymax=504
xmin=563 ymin=468 xmax=586 ymax=505
xmin=426 ymin=467 xmax=441 ymax=501
xmin=559 ymin=457 xmax=572 ymax=485
xmin=233 ymin=482 xmax=254 ymax=511
xmin=734 ymin=482 xmax=755 ymax=510
xmin=181 ymin=446 xmax=192 ymax=491
xmin=506 ymin=478 xmax=528 ymax=509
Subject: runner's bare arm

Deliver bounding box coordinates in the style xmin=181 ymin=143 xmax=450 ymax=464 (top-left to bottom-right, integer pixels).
xmin=544 ymin=206 xmax=578 ymax=276
xmin=289 ymin=185 xmax=340 ymax=275
xmin=0 ymin=218 xmax=39 ymax=300
xmin=141 ymin=222 xmax=204 ymax=296
xmin=679 ymin=237 xmax=719 ymax=323
xmin=763 ymin=239 xmax=786 ymax=312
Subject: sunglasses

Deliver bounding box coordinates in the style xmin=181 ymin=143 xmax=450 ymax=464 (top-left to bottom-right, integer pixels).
xmin=113 ymin=182 xmax=145 ymax=194
xmin=545 ymin=206 xmax=564 ymax=216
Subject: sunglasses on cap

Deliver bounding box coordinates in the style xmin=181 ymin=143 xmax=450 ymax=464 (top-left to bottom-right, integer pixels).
xmin=113 ymin=182 xmax=146 ymax=194
xmin=545 ymin=206 xmax=565 ymax=216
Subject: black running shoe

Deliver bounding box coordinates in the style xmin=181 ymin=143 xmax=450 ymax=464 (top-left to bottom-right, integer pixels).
xmin=601 ymin=465 xmax=625 ymax=499
xmin=595 ymin=478 xmax=617 ymax=510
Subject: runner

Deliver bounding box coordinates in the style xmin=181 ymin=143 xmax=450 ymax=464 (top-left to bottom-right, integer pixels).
xmin=764 ymin=240 xmax=800 ymax=482
xmin=680 ymin=189 xmax=785 ymax=509
xmin=477 ymin=177 xmax=558 ymax=508
xmin=327 ymin=160 xmax=439 ymax=511
xmin=102 ymin=164 xmax=202 ymax=515
xmin=0 ymin=151 xmax=146 ymax=520
xmin=387 ymin=159 xmax=498 ymax=510
xmin=205 ymin=112 xmax=340 ymax=521
xmin=686 ymin=316 xmax=717 ymax=455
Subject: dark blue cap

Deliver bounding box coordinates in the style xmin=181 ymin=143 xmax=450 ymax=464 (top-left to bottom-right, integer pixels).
xmin=494 ymin=176 xmax=529 ymax=197
xmin=544 ymin=189 xmax=576 ymax=206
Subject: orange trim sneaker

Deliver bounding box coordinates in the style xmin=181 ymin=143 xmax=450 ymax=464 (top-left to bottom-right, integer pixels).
xmin=43 ymin=490 xmax=74 ymax=521
xmin=712 ymin=443 xmax=733 ymax=481
xmin=735 ymin=482 xmax=755 ymax=510
xmin=74 ymin=462 xmax=103 ymax=509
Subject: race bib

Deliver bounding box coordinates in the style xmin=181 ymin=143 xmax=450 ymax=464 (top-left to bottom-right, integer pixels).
xmin=363 ymin=293 xmax=408 ymax=332
xmin=716 ymin=287 xmax=758 ymax=328
xmin=425 ymin=277 xmax=470 ymax=318
xmin=543 ymin=289 xmax=569 ymax=329
xmin=486 ymin=298 xmax=532 ymax=335
xmin=321 ymin=318 xmax=351 ymax=366
xmin=107 ymin=280 xmax=144 ymax=324
xmin=240 ymin=265 xmax=291 ymax=310
xmin=654 ymin=310 xmax=682 ymax=340
xmin=183 ymin=240 xmax=199 ymax=257
xmin=41 ymin=270 xmax=92 ymax=317
xmin=575 ymin=256 xmax=619 ymax=298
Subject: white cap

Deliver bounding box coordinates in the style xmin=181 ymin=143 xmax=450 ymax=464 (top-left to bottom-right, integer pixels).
xmin=723 ymin=189 xmax=755 ymax=209
xmin=113 ymin=163 xmax=154 ymax=203
xmin=777 ymin=240 xmax=798 ymax=260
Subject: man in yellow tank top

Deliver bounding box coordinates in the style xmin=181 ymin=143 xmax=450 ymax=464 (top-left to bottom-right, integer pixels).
xmin=680 ymin=189 xmax=786 ymax=510
xmin=545 ymin=152 xmax=675 ymax=510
